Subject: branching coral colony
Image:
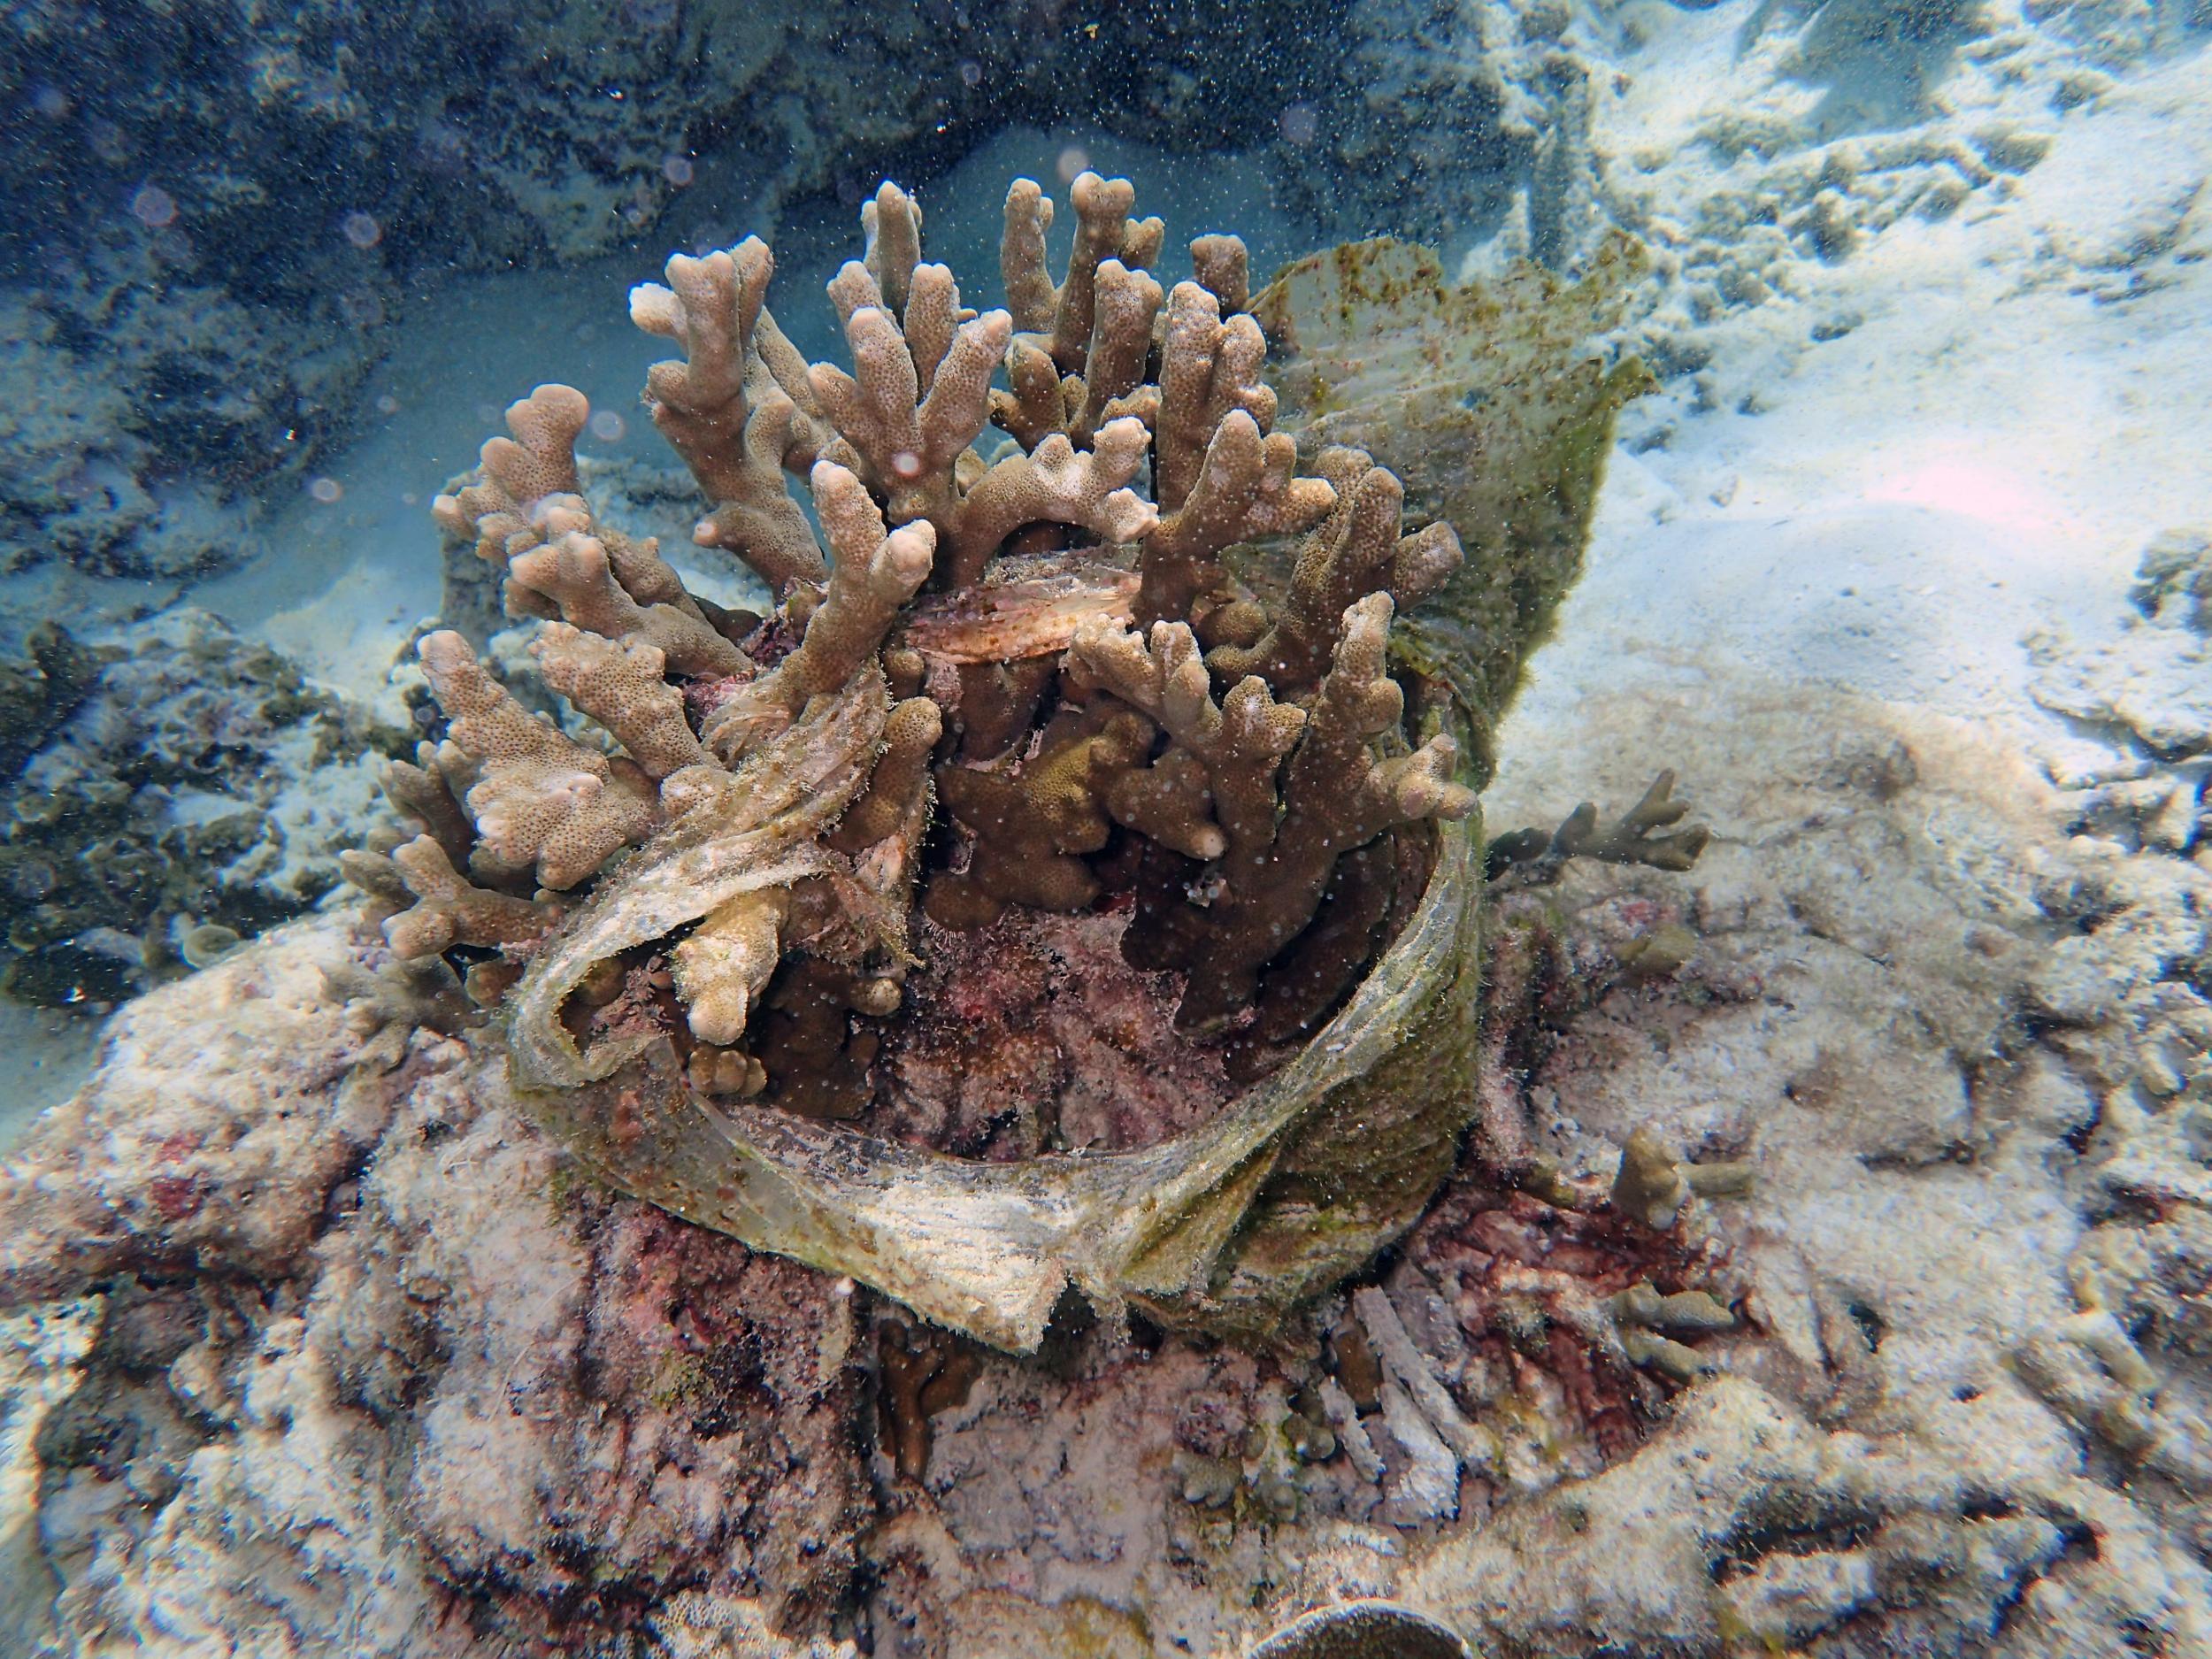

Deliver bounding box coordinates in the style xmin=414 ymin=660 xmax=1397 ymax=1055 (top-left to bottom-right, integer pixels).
xmin=344 ymin=173 xmax=1675 ymax=1351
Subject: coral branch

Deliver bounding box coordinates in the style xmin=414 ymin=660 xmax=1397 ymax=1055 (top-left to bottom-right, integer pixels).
xmin=1154 ymin=280 xmax=1274 ymax=514
xmin=703 ymin=462 xmax=935 ymax=763
xmin=1137 ymin=411 xmax=1334 ymax=626
xmin=925 ymin=706 xmax=1156 ymax=930
xmin=375 ymin=742 xmax=476 ymax=871
xmin=511 ymin=531 xmax=750 ymax=680
xmin=415 ymin=630 xmax=659 ymax=890
xmin=674 ymin=888 xmax=788 ymax=1047
xmin=354 ymin=834 xmax=555 ymax=961
xmin=1168 ymin=595 xmax=1476 ymax=1032
xmin=1002 ymin=172 xmax=1154 ymax=372
xmin=810 ymin=302 xmax=1010 ymax=527
xmin=1071 ymin=617 xmax=1305 ymax=870
xmin=1188 ymin=234 xmax=1250 ymax=314
xmin=530 ymin=623 xmax=708 ymax=779
xmin=828 ymin=696 xmax=942 ymax=856
xmin=1487 ymin=771 xmax=1712 ymax=887
xmin=632 ymin=238 xmax=830 ymax=591
xmin=1209 ymin=449 xmax=1465 ymax=694
xmin=1069 ymin=260 xmax=1164 ymax=448
xmin=946 ymin=420 xmax=1157 ymax=587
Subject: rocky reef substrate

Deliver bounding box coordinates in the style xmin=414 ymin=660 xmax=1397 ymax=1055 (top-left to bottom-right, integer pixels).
xmin=4 ymin=662 xmax=2208 ymax=1655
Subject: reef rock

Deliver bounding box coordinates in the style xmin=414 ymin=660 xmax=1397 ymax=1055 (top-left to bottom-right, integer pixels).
xmin=0 ymin=919 xmax=871 ymax=1655
xmin=0 ymin=609 xmax=405 ymax=1010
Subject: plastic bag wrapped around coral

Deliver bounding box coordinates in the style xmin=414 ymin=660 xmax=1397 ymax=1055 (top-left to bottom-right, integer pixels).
xmin=1255 ymin=230 xmax=1655 ymax=780
xmin=342 ymin=173 xmax=1653 ymax=1352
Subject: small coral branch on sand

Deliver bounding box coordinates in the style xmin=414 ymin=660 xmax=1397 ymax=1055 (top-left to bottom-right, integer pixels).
xmin=1485 ymin=769 xmax=1712 ymax=888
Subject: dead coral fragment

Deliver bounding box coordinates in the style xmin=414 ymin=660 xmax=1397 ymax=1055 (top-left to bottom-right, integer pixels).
xmin=878 ymin=1318 xmax=981 ymax=1482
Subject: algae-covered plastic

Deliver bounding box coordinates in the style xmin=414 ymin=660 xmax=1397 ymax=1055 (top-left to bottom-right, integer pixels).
xmin=504 ymin=225 xmax=1649 ymax=1353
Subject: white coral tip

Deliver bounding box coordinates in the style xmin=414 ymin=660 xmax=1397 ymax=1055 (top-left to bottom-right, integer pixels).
xmin=629 ymin=281 xmax=681 ymax=336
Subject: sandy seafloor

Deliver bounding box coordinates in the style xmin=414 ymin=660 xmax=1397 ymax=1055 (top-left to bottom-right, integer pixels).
xmin=1 ymin=2 xmax=2209 ymax=1653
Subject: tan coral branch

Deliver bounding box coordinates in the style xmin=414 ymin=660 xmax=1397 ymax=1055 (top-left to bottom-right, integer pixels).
xmin=348 ymin=834 xmax=554 ymax=961
xmin=703 ymin=463 xmax=936 ymax=763
xmin=1210 ymin=450 xmax=1466 ymax=693
xmin=1001 ymin=172 xmax=1149 ymax=372
xmin=1137 ymin=411 xmax=1336 ymax=626
xmin=415 ymin=630 xmax=660 ymax=890
xmin=828 ymin=697 xmax=943 ymax=856
xmin=925 ymin=706 xmax=1156 ymax=930
xmin=632 ymin=238 xmax=830 ymax=591
xmin=530 ymin=623 xmax=709 ymax=779
xmin=509 ymin=531 xmax=750 ymax=680
xmin=1165 ymin=595 xmax=1475 ymax=1031
xmin=673 ymin=887 xmax=790 ymax=1048
xmin=945 ymin=419 xmax=1158 ymax=587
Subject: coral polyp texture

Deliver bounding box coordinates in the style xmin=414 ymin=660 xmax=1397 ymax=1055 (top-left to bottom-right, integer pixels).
xmin=346 ymin=173 xmax=1647 ymax=1351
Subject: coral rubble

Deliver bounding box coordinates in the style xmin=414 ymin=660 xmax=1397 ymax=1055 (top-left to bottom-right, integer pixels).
xmin=0 ymin=610 xmax=404 ymax=1009
xmin=351 ymin=169 xmax=1647 ymax=1351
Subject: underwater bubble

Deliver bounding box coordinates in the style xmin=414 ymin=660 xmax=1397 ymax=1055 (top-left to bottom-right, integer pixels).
xmin=663 ymin=155 xmax=694 ymax=187
xmin=959 ymin=59 xmax=983 ymax=88
xmin=130 ymin=184 xmax=177 ymax=229
xmin=589 ymin=410 xmax=626 ymax=443
xmin=1279 ymin=103 xmax=1319 ymax=146
xmin=309 ymin=477 xmax=343 ymax=504
xmin=87 ymin=118 xmax=129 ymax=164
xmin=31 ymin=85 xmax=71 ymax=119
xmin=376 ymin=394 xmax=401 ymax=416
xmin=624 ymin=204 xmax=648 ymax=227
xmin=1056 ymin=146 xmax=1091 ymax=185
xmin=339 ymin=290 xmax=387 ymax=328
xmin=342 ymin=211 xmax=382 ymax=249
xmin=890 ymin=449 xmax=925 ymax=481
